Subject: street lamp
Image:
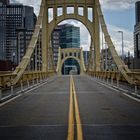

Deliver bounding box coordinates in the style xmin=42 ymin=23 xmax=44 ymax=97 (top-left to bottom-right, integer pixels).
xmin=12 ymin=52 xmax=16 ymax=71
xmin=31 ymin=58 xmax=33 ymax=70
xmin=118 ymin=31 xmax=124 ymax=61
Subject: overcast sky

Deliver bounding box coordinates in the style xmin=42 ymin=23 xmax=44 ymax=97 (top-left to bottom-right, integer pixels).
xmin=10 ymin=0 xmax=140 ymax=56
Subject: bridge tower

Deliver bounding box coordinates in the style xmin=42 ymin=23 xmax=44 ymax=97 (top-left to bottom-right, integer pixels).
xmin=56 ymin=48 xmax=86 ymax=75
xmin=42 ymin=0 xmax=101 ymax=73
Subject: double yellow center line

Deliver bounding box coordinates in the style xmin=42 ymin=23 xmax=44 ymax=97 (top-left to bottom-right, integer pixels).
xmin=67 ymin=75 xmax=83 ymax=140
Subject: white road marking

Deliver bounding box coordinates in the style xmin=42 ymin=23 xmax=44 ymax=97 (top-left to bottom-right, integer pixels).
xmin=0 ymin=79 xmax=49 ymax=107
xmin=88 ymin=76 xmax=140 ymax=103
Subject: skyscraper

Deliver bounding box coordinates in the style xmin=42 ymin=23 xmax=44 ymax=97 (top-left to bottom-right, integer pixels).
xmin=0 ymin=3 xmax=36 ymax=64
xmin=59 ymin=24 xmax=80 ymax=49
xmin=51 ymin=26 xmax=62 ymax=66
xmin=134 ymin=1 xmax=140 ymax=68
xmin=83 ymin=51 xmax=89 ymax=67
xmin=0 ymin=0 xmax=9 ymax=5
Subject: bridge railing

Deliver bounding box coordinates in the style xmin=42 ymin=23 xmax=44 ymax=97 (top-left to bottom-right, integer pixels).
xmin=0 ymin=71 xmax=55 ymax=89
xmin=87 ymin=71 xmax=140 ymax=86
xmin=0 ymin=70 xmax=56 ymax=102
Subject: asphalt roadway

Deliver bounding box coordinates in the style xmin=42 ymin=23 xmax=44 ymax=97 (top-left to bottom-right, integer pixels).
xmin=0 ymin=75 xmax=140 ymax=140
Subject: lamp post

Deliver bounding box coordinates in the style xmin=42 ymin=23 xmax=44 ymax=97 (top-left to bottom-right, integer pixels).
xmin=12 ymin=52 xmax=16 ymax=71
xmin=31 ymin=58 xmax=33 ymax=71
xmin=104 ymin=43 xmax=108 ymax=71
xmin=118 ymin=31 xmax=124 ymax=61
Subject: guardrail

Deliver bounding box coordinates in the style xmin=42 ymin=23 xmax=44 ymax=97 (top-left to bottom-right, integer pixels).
xmin=0 ymin=70 xmax=55 ymax=102
xmin=87 ymin=71 xmax=140 ymax=85
xmin=0 ymin=70 xmax=55 ymax=89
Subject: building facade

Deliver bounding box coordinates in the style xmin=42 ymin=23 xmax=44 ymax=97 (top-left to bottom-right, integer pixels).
xmin=59 ymin=24 xmax=80 ymax=49
xmin=134 ymin=1 xmax=140 ymax=68
xmin=83 ymin=51 xmax=89 ymax=68
xmin=52 ymin=24 xmax=80 ymax=67
xmin=0 ymin=0 xmax=9 ymax=5
xmin=17 ymin=29 xmax=42 ymax=71
xmin=52 ymin=24 xmax=80 ymax=74
xmin=101 ymin=48 xmax=117 ymax=71
xmin=60 ymin=24 xmax=80 ymax=74
xmin=51 ymin=26 xmax=62 ymax=66
xmin=0 ymin=2 xmax=6 ymax=60
xmin=0 ymin=2 xmax=36 ymax=65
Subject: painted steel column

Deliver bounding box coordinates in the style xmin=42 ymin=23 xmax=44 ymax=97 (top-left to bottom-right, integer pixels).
xmin=94 ymin=0 xmax=101 ymax=71
xmin=42 ymin=1 xmax=47 ymax=72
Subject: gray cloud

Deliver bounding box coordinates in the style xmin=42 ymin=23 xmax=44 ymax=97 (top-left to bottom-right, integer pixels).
xmin=10 ymin=0 xmax=139 ymax=14
xmin=10 ymin=0 xmax=41 ymax=15
xmin=10 ymin=0 xmax=135 ymax=54
xmin=100 ymin=0 xmax=138 ymax=11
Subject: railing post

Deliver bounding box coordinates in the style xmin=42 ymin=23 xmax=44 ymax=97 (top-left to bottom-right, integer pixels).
xmin=11 ymin=85 xmax=13 ymax=96
xmin=40 ymin=76 xmax=42 ymax=83
xmin=135 ymin=85 xmax=138 ymax=94
xmin=37 ymin=78 xmax=39 ymax=84
xmin=0 ymin=87 xmax=2 ymax=100
xmin=21 ymin=80 xmax=23 ymax=92
xmin=32 ymin=79 xmax=35 ymax=86
xmin=107 ymin=78 xmax=109 ymax=84
xmin=111 ymin=78 xmax=113 ymax=85
xmin=117 ymin=79 xmax=119 ymax=87
xmin=27 ymin=79 xmax=30 ymax=88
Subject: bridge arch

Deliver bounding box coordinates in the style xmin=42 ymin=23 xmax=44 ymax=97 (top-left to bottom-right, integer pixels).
xmin=42 ymin=0 xmax=100 ymax=72
xmin=56 ymin=48 xmax=86 ymax=75
xmin=61 ymin=57 xmax=81 ymax=75
xmin=48 ymin=17 xmax=93 ymax=41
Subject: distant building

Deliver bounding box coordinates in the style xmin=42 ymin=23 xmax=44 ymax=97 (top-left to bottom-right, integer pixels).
xmin=52 ymin=24 xmax=80 ymax=67
xmin=83 ymin=51 xmax=89 ymax=67
xmin=101 ymin=48 xmax=117 ymax=71
xmin=60 ymin=24 xmax=80 ymax=74
xmin=59 ymin=24 xmax=80 ymax=49
xmin=0 ymin=0 xmax=9 ymax=5
xmin=17 ymin=29 xmax=42 ymax=71
xmin=0 ymin=3 xmax=36 ymax=65
xmin=134 ymin=1 xmax=140 ymax=68
xmin=52 ymin=24 xmax=80 ymax=74
xmin=51 ymin=26 xmax=62 ymax=66
xmin=123 ymin=52 xmax=134 ymax=69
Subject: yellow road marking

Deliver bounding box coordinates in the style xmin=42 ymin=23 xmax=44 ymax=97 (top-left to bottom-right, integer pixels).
xmin=71 ymin=76 xmax=83 ymax=140
xmin=67 ymin=75 xmax=83 ymax=140
xmin=67 ymin=76 xmax=74 ymax=140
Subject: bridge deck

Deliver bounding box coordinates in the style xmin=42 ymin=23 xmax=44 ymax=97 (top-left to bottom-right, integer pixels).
xmin=0 ymin=76 xmax=140 ymax=140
